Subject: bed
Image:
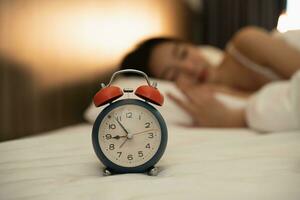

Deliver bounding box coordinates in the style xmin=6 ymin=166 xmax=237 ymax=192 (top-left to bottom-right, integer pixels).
xmin=1 ymin=123 xmax=300 ymax=200
xmin=1 ymin=75 xmax=300 ymax=200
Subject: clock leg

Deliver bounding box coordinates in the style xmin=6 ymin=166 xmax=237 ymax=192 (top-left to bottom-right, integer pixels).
xmin=103 ymin=168 xmax=113 ymax=176
xmin=103 ymin=167 xmax=159 ymax=176
xmin=147 ymin=166 xmax=159 ymax=176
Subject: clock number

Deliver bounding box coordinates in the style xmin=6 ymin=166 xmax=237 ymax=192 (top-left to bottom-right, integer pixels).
xmin=117 ymin=116 xmax=122 ymax=121
xmin=126 ymin=112 xmax=133 ymax=118
xmin=145 ymin=122 xmax=150 ymax=128
xmin=109 ymin=144 xmax=115 ymax=150
xmin=127 ymin=154 xmax=133 ymax=160
xmin=146 ymin=143 xmax=150 ymax=149
xmin=105 ymin=134 xmax=112 ymax=140
xmin=109 ymin=124 xmax=116 ymax=129
xmin=138 ymin=151 xmax=143 ymax=157
xmin=148 ymin=132 xmax=154 ymax=138
xmin=117 ymin=151 xmax=122 ymax=157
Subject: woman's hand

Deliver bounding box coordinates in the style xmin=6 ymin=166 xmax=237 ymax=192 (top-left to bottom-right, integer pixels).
xmin=167 ymin=83 xmax=247 ymax=127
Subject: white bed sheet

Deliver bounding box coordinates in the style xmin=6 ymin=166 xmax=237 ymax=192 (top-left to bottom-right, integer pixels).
xmin=1 ymin=124 xmax=300 ymax=200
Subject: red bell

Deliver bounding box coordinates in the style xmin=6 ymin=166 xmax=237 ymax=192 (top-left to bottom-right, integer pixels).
xmin=135 ymin=85 xmax=164 ymax=106
xmin=93 ymin=86 xmax=123 ymax=107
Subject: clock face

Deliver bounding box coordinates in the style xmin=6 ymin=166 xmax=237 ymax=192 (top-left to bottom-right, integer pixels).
xmin=98 ymin=103 xmax=162 ymax=168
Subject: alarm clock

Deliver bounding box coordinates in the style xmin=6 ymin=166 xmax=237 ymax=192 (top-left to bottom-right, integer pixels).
xmin=92 ymin=69 xmax=168 ymax=176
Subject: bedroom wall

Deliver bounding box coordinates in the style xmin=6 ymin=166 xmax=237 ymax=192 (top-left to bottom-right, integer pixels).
xmin=0 ymin=0 xmax=190 ymax=89
xmin=0 ymin=0 xmax=191 ymax=141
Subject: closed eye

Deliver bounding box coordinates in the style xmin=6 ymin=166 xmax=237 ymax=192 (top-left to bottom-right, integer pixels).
xmin=173 ymin=43 xmax=188 ymax=61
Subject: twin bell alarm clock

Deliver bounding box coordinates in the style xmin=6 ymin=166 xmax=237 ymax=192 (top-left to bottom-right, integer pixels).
xmin=92 ymin=69 xmax=168 ymax=176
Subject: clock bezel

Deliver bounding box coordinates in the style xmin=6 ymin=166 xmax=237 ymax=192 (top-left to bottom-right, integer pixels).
xmin=92 ymin=99 xmax=168 ymax=174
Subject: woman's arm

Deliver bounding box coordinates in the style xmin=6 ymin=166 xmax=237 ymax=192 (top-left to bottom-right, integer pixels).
xmin=230 ymin=26 xmax=300 ymax=79
xmin=209 ymin=26 xmax=300 ymax=91
xmin=167 ymin=83 xmax=247 ymax=127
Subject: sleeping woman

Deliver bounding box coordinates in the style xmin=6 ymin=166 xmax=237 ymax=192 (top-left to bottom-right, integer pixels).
xmin=120 ymin=26 xmax=300 ymax=132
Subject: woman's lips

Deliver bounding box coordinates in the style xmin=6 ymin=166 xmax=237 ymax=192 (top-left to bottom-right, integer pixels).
xmin=197 ymin=68 xmax=208 ymax=82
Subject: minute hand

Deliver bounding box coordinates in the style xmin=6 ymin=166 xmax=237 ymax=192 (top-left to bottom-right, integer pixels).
xmin=115 ymin=117 xmax=129 ymax=135
xmin=130 ymin=129 xmax=157 ymax=137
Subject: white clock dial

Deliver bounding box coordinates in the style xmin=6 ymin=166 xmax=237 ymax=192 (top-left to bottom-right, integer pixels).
xmin=98 ymin=104 xmax=162 ymax=167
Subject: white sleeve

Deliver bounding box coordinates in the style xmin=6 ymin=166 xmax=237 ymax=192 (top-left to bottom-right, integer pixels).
xmin=245 ymin=71 xmax=300 ymax=132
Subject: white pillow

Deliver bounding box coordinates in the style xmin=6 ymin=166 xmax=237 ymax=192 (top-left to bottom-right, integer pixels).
xmin=84 ymin=77 xmax=247 ymax=126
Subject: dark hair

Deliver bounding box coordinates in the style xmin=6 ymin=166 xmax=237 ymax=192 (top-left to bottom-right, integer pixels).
xmin=120 ymin=37 xmax=178 ymax=77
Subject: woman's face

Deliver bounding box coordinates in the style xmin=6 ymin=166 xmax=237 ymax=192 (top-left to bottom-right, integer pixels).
xmin=149 ymin=41 xmax=215 ymax=85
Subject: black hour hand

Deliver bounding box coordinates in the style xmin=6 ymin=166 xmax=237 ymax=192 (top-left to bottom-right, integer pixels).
xmin=112 ymin=135 xmax=126 ymax=139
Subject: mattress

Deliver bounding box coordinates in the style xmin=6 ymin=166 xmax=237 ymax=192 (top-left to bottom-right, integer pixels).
xmin=0 ymin=124 xmax=300 ymax=200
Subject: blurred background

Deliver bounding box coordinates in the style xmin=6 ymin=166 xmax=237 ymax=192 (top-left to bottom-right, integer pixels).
xmin=1 ymin=0 xmax=299 ymax=141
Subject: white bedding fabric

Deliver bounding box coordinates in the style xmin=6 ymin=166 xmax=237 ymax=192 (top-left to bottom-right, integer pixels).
xmin=246 ymin=70 xmax=300 ymax=132
xmin=0 ymin=124 xmax=299 ymax=200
